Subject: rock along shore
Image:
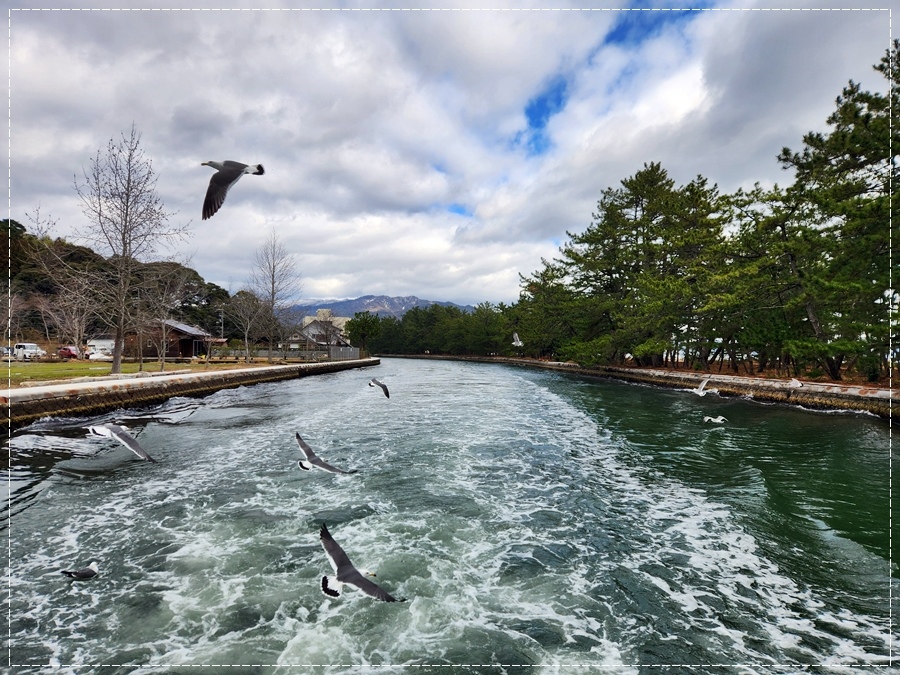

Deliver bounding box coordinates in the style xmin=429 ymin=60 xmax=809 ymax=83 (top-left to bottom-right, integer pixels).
xmin=3 ymin=358 xmax=380 ymax=432
xmin=389 ymin=355 xmax=896 ymax=421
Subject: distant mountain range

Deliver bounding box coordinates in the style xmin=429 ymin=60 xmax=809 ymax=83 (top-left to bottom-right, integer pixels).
xmin=292 ymin=295 xmax=475 ymax=319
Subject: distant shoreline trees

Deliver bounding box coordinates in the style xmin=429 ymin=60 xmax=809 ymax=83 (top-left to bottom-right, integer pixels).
xmin=354 ymin=42 xmax=897 ymax=383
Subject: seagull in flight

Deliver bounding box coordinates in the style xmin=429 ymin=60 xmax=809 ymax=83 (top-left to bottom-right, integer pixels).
xmin=369 ymin=378 xmax=390 ymax=398
xmin=692 ymin=377 xmax=712 ymax=397
xmin=319 ymin=523 xmax=405 ymax=602
xmin=295 ymin=433 xmax=358 ymax=475
xmin=88 ymin=424 xmax=157 ymax=462
xmin=201 ymin=160 xmax=265 ymax=220
xmin=61 ymin=562 xmax=99 ymax=580
xmin=512 ymin=332 xmax=524 ymax=347
xmin=703 ymin=416 xmax=728 ymax=424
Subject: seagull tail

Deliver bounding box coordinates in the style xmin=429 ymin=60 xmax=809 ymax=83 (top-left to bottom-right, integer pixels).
xmin=61 ymin=570 xmax=76 ymax=578
xmin=298 ymin=460 xmax=312 ymax=471
xmin=252 ymin=164 xmax=265 ymax=176
xmin=322 ymin=576 xmax=342 ymax=598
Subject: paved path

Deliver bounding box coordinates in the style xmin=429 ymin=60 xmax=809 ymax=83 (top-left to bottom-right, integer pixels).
xmin=3 ymin=359 xmax=380 ymax=430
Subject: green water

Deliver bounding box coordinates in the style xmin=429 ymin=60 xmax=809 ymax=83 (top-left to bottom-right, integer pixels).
xmin=4 ymin=358 xmax=895 ymax=673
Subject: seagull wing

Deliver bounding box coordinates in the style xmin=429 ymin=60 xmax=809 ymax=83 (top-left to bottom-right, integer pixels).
xmin=342 ymin=569 xmax=402 ymax=602
xmin=697 ymin=377 xmax=709 ymax=394
xmin=370 ymin=379 xmax=390 ymax=398
xmin=91 ymin=424 xmax=156 ymax=462
xmin=203 ymin=163 xmax=247 ymax=220
xmin=319 ymin=524 xmax=402 ymax=602
xmin=107 ymin=424 xmax=157 ymax=462
xmin=320 ymin=523 xmax=353 ymax=574
xmin=296 ymin=433 xmax=357 ymax=474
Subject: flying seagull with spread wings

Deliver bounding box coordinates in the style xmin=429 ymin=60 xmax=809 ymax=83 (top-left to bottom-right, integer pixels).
xmin=61 ymin=561 xmax=99 ymax=580
xmin=692 ymin=377 xmax=712 ymax=397
xmin=88 ymin=424 xmax=157 ymax=463
xmin=295 ymin=433 xmax=358 ymax=475
xmin=369 ymin=378 xmax=390 ymax=398
xmin=319 ymin=523 xmax=405 ymax=602
xmin=201 ymin=160 xmax=265 ymax=220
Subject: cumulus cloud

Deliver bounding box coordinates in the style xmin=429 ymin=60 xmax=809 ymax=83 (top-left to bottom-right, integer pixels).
xmin=9 ymin=3 xmax=890 ymax=305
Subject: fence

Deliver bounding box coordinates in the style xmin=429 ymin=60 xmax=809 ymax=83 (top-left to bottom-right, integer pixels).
xmin=212 ymin=346 xmax=360 ymax=361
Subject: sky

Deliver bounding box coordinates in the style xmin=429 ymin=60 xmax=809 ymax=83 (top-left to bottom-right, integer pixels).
xmin=9 ymin=1 xmax=892 ymax=306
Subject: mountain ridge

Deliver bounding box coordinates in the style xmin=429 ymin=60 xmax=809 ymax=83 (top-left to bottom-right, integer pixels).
xmin=291 ymin=294 xmax=475 ymax=319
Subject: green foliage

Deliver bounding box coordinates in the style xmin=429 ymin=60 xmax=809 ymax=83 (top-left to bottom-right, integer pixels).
xmin=345 ymin=311 xmax=382 ymax=356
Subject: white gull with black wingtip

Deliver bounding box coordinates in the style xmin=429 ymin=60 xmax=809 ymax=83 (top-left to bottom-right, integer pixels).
xmin=295 ymin=433 xmax=358 ymax=475
xmin=368 ymin=378 xmax=390 ymax=398
xmin=61 ymin=561 xmax=99 ymax=580
xmin=88 ymin=424 xmax=157 ymax=463
xmin=319 ymin=523 xmax=405 ymax=602
xmin=200 ymin=160 xmax=265 ymax=220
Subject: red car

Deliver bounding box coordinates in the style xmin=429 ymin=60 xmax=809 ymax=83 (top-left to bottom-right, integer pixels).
xmin=58 ymin=346 xmax=80 ymax=359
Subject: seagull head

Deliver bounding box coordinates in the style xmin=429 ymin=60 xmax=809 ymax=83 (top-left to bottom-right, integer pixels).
xmin=358 ymin=568 xmax=377 ymax=577
xmin=88 ymin=562 xmax=99 ymax=572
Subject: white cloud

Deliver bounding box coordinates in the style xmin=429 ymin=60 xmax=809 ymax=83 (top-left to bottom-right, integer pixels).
xmin=10 ymin=4 xmax=891 ymax=306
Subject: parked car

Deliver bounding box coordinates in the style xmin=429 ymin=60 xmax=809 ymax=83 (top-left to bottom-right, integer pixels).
xmin=88 ymin=349 xmax=113 ymax=362
xmin=1 ymin=346 xmax=12 ymax=359
xmin=58 ymin=345 xmax=80 ymax=359
xmin=14 ymin=343 xmax=47 ymax=360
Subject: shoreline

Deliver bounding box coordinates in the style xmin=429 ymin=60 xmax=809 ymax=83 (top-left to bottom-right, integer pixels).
xmin=3 ymin=358 xmax=380 ymax=432
xmin=385 ymin=355 xmax=896 ymax=421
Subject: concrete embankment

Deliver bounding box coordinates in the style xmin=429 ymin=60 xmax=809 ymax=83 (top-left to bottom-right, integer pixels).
xmin=3 ymin=358 xmax=380 ymax=431
xmin=389 ymin=355 xmax=896 ymax=420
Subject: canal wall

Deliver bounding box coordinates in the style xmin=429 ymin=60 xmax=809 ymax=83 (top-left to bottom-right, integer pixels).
xmin=3 ymin=358 xmax=380 ymax=431
xmin=387 ymin=355 xmax=896 ymax=420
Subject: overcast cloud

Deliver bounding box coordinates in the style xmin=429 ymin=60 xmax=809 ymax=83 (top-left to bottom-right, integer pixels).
xmin=10 ymin=2 xmax=891 ymax=306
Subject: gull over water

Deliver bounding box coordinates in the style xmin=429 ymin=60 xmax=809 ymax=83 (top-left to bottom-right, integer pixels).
xmin=369 ymin=378 xmax=390 ymax=398
xmin=295 ymin=433 xmax=358 ymax=475
xmin=87 ymin=424 xmax=157 ymax=463
xmin=61 ymin=562 xmax=98 ymax=580
xmin=319 ymin=523 xmax=405 ymax=603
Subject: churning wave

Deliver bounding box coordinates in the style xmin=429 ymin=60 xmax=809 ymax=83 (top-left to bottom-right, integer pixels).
xmin=6 ymin=359 xmax=894 ymax=673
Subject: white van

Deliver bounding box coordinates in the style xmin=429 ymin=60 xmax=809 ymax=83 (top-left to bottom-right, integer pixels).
xmin=14 ymin=343 xmax=47 ymax=360
xmin=86 ymin=338 xmax=115 ymax=355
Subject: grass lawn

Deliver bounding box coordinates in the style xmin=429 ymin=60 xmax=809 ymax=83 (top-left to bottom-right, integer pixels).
xmin=3 ymin=358 xmax=264 ymax=388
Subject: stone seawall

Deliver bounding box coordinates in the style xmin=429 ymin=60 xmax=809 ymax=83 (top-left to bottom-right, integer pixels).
xmin=3 ymin=358 xmax=380 ymax=431
xmin=387 ymin=355 xmax=895 ymax=420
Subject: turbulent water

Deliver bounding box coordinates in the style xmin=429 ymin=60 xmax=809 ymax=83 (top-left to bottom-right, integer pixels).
xmin=4 ymin=357 xmax=895 ymax=674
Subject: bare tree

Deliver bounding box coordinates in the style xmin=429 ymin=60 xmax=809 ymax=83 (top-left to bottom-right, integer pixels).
xmin=33 ymin=276 xmax=95 ymax=356
xmin=249 ymin=230 xmax=301 ymax=362
xmin=226 ymin=289 xmax=264 ymax=362
xmin=24 ymin=208 xmax=101 ymax=355
xmin=73 ymin=123 xmax=186 ymax=373
xmin=6 ymin=293 xmax=26 ymax=344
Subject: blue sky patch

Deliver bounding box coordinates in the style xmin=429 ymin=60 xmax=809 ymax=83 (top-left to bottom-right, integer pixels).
xmin=516 ymin=75 xmax=569 ymax=156
xmin=603 ymin=4 xmax=710 ymax=47
xmin=447 ymin=203 xmax=473 ymax=217
xmin=525 ymin=76 xmax=568 ymax=131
